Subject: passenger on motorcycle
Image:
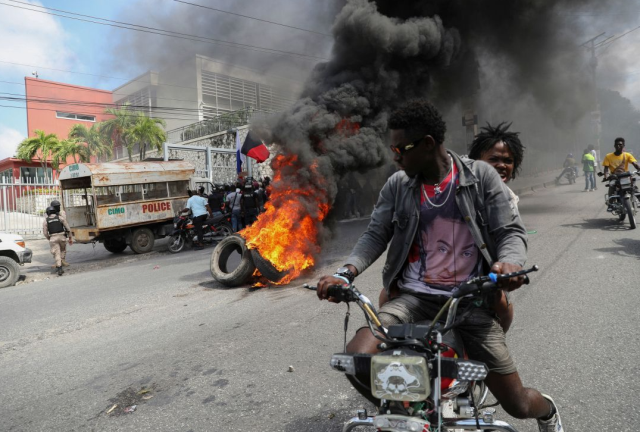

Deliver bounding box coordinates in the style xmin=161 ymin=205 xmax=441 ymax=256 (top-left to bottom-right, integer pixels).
xmin=468 ymin=121 xmax=525 ymax=333
xmin=603 ymin=138 xmax=640 ymax=211
xmin=317 ymin=100 xmax=564 ymax=432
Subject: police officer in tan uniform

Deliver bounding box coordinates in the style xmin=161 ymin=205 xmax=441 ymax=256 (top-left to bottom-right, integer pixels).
xmin=49 ymin=199 xmax=69 ymax=267
xmin=43 ymin=206 xmax=73 ymax=276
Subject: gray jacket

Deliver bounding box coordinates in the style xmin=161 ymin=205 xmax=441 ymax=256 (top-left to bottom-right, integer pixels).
xmin=346 ymin=151 xmax=528 ymax=294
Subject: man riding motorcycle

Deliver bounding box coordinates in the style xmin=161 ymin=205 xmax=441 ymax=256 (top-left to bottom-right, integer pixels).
xmin=602 ymin=137 xmax=640 ymax=212
xmin=555 ymin=153 xmax=577 ymax=184
xmin=317 ymin=100 xmax=564 ymax=431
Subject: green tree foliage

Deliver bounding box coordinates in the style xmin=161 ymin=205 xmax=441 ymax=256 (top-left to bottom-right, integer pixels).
xmin=68 ymin=123 xmax=112 ymax=160
xmin=126 ymin=114 xmax=167 ymax=161
xmin=51 ymin=139 xmax=89 ymax=169
xmin=100 ymin=104 xmax=138 ymax=161
xmin=16 ymin=130 xmax=59 ymax=182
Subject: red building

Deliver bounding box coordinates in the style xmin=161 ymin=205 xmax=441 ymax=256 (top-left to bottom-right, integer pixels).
xmin=0 ymin=78 xmax=114 ymax=185
xmin=25 ymin=77 xmax=114 ymax=140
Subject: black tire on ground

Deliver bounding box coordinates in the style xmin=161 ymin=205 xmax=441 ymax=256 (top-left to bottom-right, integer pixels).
xmin=130 ymin=227 xmax=155 ymax=254
xmin=250 ymin=249 xmax=289 ymax=283
xmin=210 ymin=235 xmax=256 ymax=287
xmin=618 ymin=200 xmax=626 ymax=221
xmin=168 ymin=234 xmax=186 ymax=254
xmin=0 ymin=256 xmax=20 ymax=288
xmin=624 ymin=197 xmax=636 ymax=229
xmin=104 ymin=238 xmax=127 ymax=253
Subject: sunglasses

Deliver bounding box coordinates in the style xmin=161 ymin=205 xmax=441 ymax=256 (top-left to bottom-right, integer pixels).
xmin=390 ymin=137 xmax=423 ymax=155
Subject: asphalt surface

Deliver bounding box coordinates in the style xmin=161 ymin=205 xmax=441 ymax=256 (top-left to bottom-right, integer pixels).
xmin=1 ymin=181 xmax=639 ymax=431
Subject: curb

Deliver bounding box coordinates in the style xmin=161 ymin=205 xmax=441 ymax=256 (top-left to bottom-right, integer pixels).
xmin=513 ymin=180 xmax=559 ymax=197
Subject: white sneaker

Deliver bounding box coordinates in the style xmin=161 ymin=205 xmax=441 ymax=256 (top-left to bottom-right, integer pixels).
xmin=537 ymin=394 xmax=565 ymax=432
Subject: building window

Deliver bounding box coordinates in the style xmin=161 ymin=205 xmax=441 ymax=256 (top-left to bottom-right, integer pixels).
xmin=20 ymin=167 xmax=52 ymax=183
xmin=0 ymin=168 xmax=12 ymax=182
xmin=56 ymin=111 xmax=96 ymax=122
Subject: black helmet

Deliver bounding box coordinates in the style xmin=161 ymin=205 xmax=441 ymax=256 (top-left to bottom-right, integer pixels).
xmin=46 ymin=206 xmax=57 ymax=216
xmin=50 ymin=199 xmax=61 ymax=207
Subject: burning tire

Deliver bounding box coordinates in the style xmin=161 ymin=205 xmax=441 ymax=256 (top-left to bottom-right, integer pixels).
xmin=250 ymin=249 xmax=289 ymax=283
xmin=210 ymin=235 xmax=256 ymax=287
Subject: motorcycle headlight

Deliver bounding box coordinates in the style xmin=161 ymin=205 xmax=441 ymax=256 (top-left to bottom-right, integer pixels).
xmin=371 ymin=354 xmax=430 ymax=402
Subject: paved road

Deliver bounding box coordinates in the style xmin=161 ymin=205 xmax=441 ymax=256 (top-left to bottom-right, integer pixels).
xmin=1 ymin=183 xmax=639 ymax=431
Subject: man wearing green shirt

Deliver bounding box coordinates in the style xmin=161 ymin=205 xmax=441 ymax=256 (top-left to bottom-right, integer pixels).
xmin=582 ymin=148 xmax=596 ymax=192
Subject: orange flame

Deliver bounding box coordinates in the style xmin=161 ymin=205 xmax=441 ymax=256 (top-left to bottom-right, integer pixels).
xmin=241 ymin=154 xmax=330 ymax=285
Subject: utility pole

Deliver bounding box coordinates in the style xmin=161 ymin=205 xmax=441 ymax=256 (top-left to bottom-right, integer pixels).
xmin=581 ymin=33 xmax=608 ymax=159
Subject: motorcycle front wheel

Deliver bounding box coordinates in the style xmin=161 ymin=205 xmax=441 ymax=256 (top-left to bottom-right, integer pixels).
xmin=168 ymin=234 xmax=186 ymax=253
xmin=625 ymin=197 xmax=636 ymax=229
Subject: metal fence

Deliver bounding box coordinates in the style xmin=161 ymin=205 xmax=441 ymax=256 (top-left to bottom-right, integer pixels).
xmin=0 ymin=177 xmax=60 ymax=238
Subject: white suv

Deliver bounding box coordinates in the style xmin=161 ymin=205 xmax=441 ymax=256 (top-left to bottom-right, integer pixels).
xmin=0 ymin=233 xmax=32 ymax=288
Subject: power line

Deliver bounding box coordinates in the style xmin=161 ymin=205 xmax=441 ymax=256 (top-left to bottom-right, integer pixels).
xmin=0 ymin=94 xmax=207 ymax=118
xmin=1 ymin=1 xmax=328 ymax=62
xmin=172 ymin=0 xmax=332 ymax=37
xmin=0 ymin=104 xmax=202 ymax=122
xmin=0 ymin=58 xmax=306 ymax=98
xmin=596 ymin=25 xmax=640 ymax=50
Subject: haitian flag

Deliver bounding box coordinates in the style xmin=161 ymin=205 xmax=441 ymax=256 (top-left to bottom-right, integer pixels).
xmin=241 ymin=131 xmax=270 ymax=163
xmin=235 ymin=131 xmax=245 ymax=173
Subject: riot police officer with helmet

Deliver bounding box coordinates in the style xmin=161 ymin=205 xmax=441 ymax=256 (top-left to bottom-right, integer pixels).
xmin=43 ymin=206 xmax=73 ymax=276
xmin=241 ymin=178 xmax=260 ymax=226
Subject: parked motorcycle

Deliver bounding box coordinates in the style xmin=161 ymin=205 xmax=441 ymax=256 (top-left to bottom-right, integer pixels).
xmin=305 ymin=265 xmax=539 ymax=432
xmin=555 ymin=167 xmax=577 ymax=185
xmin=168 ymin=211 xmax=232 ymax=253
xmin=598 ymin=170 xmax=640 ymax=230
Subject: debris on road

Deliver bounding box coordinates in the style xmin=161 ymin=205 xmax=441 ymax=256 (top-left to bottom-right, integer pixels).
xmin=153 ymin=265 xmax=160 ymax=270
xmin=124 ymin=405 xmax=137 ymax=413
xmin=106 ymin=404 xmax=118 ymax=414
xmin=288 ymin=365 xmax=294 ymax=372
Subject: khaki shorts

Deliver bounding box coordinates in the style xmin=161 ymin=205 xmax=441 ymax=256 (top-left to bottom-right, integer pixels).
xmin=377 ymin=291 xmax=517 ymax=375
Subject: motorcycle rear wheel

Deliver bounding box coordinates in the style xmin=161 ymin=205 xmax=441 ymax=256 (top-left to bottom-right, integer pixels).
xmin=168 ymin=234 xmax=186 ymax=253
xmin=625 ymin=197 xmax=636 ymax=229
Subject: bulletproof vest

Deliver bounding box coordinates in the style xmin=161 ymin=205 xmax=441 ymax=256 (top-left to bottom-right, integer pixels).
xmin=208 ymin=192 xmax=223 ymax=212
xmin=243 ymin=191 xmax=258 ymax=209
xmin=47 ymin=215 xmax=65 ymax=234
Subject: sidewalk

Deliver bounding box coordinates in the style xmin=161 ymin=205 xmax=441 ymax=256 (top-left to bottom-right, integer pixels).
xmin=509 ymin=170 xmax=558 ymax=197
xmin=18 ymin=237 xmax=178 ymax=285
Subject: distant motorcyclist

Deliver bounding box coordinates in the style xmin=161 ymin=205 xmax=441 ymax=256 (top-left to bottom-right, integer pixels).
xmin=43 ymin=206 xmax=73 ymax=276
xmin=183 ymin=187 xmax=211 ymax=250
xmin=556 ymin=153 xmax=577 ymax=183
xmin=602 ymin=138 xmax=640 ymax=211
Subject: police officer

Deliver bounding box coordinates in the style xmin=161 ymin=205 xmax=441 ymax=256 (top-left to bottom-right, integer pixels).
xmin=241 ymin=180 xmax=260 ymax=226
xmin=43 ymin=206 xmax=73 ymax=276
xmin=49 ymin=199 xmax=70 ymax=267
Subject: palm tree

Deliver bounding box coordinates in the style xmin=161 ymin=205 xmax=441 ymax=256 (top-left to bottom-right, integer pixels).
xmin=16 ymin=130 xmax=59 ymax=182
xmin=68 ymin=123 xmax=112 ymax=161
xmin=51 ymin=138 xmax=89 ymax=169
xmin=126 ymin=114 xmax=167 ymax=161
xmin=100 ymin=104 xmax=137 ymax=161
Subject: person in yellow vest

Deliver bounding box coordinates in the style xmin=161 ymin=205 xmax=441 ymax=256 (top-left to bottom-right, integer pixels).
xmin=42 ymin=206 xmax=73 ymax=276
xmin=602 ymin=137 xmax=640 ymax=211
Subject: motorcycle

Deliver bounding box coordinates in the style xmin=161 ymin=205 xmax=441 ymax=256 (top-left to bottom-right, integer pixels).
xmin=305 ymin=265 xmax=539 ymax=432
xmin=555 ymin=167 xmax=577 ymax=185
xmin=167 ymin=210 xmax=232 ymax=253
xmin=598 ymin=170 xmax=640 ymax=230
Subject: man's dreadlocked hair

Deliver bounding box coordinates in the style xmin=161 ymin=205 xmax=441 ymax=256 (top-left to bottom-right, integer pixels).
xmin=469 ymin=122 xmax=525 ymax=179
xmin=388 ymin=100 xmax=447 ymax=144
